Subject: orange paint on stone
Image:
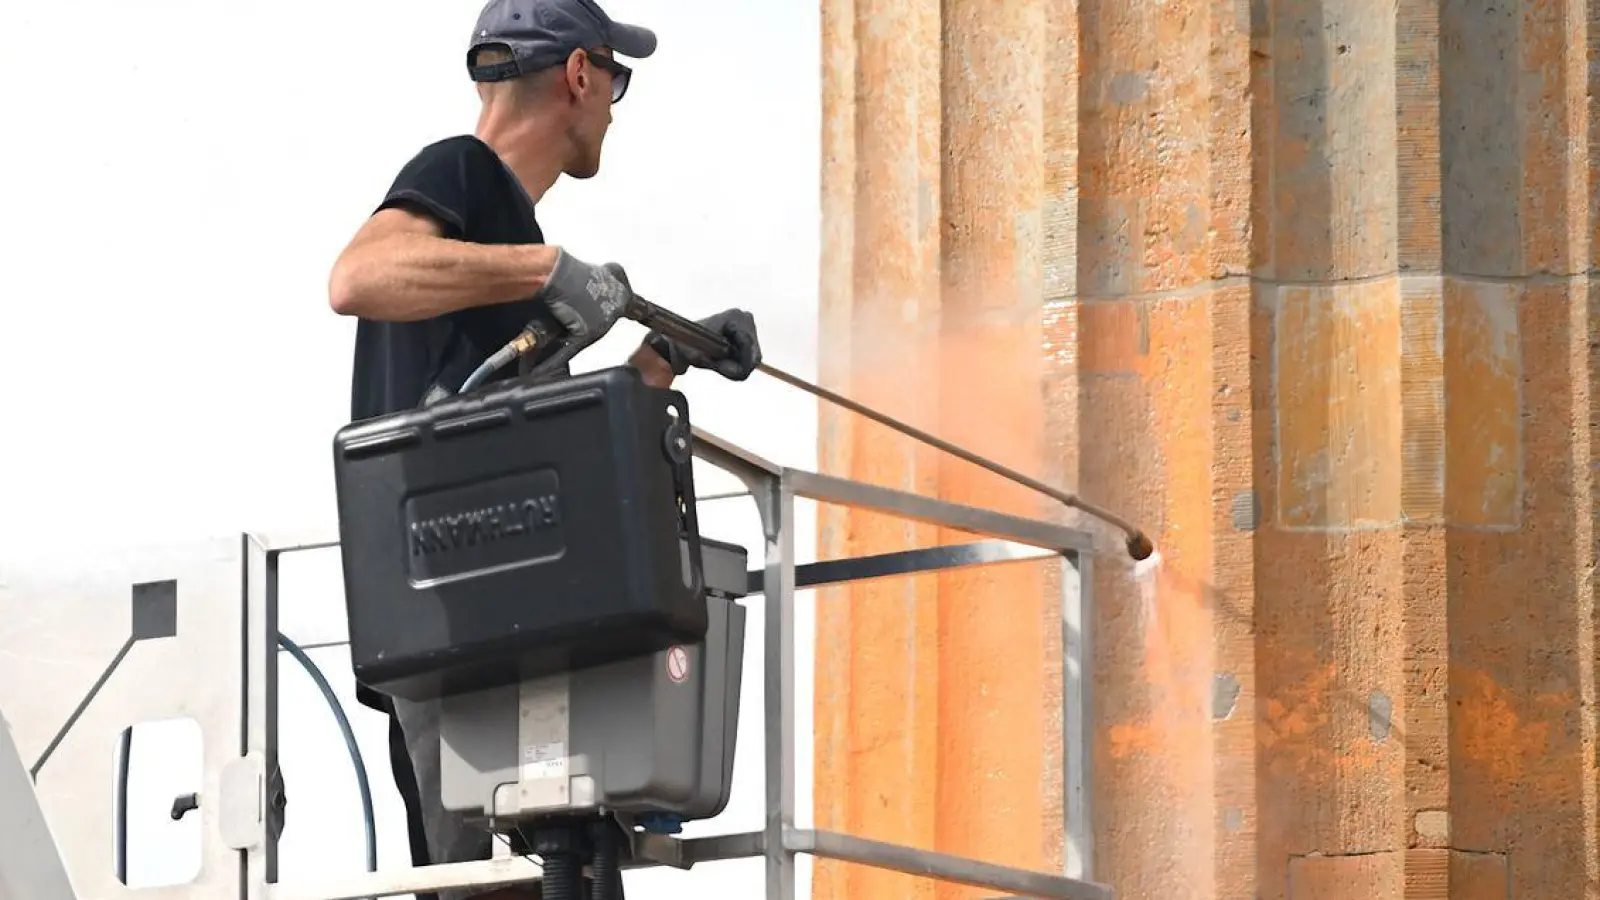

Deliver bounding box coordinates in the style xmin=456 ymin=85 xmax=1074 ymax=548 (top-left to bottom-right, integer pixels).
xmin=816 ymin=0 xmax=1596 ymax=898
xmin=1452 ymin=668 xmax=1553 ymax=787
xmin=1274 ymin=282 xmax=1404 ymax=530
xmin=1441 ymin=281 xmax=1522 ymax=529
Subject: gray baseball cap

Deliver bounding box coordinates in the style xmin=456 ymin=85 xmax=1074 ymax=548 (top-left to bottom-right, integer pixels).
xmin=468 ymin=0 xmax=657 ymax=83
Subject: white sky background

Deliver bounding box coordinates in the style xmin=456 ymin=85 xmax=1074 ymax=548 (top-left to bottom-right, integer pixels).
xmin=0 ymin=1 xmax=821 ymax=898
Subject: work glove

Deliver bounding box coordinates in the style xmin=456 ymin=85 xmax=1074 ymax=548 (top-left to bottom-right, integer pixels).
xmin=647 ymin=308 xmax=763 ymax=381
xmin=534 ymin=249 xmax=634 ymax=355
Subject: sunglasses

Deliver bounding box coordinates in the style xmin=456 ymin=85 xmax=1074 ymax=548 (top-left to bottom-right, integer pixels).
xmin=584 ymin=51 xmax=632 ymax=104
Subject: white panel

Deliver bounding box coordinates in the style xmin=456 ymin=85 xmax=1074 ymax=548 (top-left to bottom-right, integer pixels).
xmin=0 ymin=536 xmax=246 ymax=900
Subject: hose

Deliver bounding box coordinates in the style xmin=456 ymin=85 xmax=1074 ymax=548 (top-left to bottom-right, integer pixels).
xmin=277 ymin=634 xmax=379 ymax=878
xmin=458 ymin=344 xmax=519 ymax=394
xmin=541 ymin=850 xmax=582 ymax=900
xmin=459 ymin=326 xmax=545 ymax=394
xmin=590 ymin=819 xmax=622 ymax=900
xmin=113 ymin=637 xmax=377 ymax=891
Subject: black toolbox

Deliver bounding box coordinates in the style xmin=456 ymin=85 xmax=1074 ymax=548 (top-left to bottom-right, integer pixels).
xmin=332 ymin=366 xmax=710 ymax=702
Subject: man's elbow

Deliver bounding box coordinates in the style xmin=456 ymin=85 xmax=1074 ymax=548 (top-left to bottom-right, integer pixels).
xmin=327 ymin=255 xmax=371 ymax=318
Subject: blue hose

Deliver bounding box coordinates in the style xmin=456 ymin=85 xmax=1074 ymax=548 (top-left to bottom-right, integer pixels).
xmin=459 ymin=343 xmax=518 ymax=394
xmin=116 ymin=636 xmax=379 ymax=888
xmin=277 ymin=634 xmax=378 ymax=876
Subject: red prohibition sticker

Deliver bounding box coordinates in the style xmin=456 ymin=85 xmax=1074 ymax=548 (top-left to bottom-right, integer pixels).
xmin=666 ymin=646 xmax=690 ymax=684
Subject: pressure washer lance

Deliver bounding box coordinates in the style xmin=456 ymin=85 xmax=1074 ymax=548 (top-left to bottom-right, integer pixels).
xmin=458 ymin=297 xmax=1157 ymax=563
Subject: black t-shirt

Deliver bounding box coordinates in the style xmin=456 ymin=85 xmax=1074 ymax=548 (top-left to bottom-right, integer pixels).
xmin=349 ymin=134 xmax=565 ymax=426
xmin=344 ymin=134 xmax=561 ymax=885
xmin=348 ymin=134 xmax=560 ymax=717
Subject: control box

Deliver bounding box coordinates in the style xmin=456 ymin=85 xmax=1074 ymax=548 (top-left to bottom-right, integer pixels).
xmin=439 ymin=536 xmax=749 ymax=823
xmin=332 ymin=366 xmax=710 ymax=702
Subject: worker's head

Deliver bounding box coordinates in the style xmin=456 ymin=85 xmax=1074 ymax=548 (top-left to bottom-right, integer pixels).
xmin=467 ymin=0 xmax=655 ymax=179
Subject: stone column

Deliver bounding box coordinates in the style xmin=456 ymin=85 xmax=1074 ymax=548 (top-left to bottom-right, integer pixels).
xmin=1436 ymin=0 xmax=1594 ymax=895
xmin=815 ymin=0 xmax=944 ymax=896
xmin=1248 ymin=0 xmax=1411 ymax=895
xmin=814 ymin=0 xmax=1598 ymax=896
xmin=813 ymin=2 xmax=1060 ymax=899
xmin=1072 ymin=0 xmax=1245 ymax=889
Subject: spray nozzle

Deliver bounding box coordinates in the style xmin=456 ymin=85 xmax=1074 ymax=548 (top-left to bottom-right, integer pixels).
xmin=1125 ymin=531 xmax=1155 ymax=562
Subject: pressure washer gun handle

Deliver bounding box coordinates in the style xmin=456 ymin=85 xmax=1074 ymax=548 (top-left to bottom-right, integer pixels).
xmin=483 ymin=297 xmax=735 ymax=392
xmin=625 ymin=295 xmax=734 ymax=359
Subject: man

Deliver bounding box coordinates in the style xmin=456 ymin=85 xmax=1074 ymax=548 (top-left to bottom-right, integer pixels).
xmin=327 ymin=1 xmax=762 ymax=897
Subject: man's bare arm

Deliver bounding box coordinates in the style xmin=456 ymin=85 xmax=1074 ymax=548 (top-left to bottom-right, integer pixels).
xmin=628 ymin=341 xmax=677 ymax=389
xmin=328 ymin=207 xmax=561 ymax=322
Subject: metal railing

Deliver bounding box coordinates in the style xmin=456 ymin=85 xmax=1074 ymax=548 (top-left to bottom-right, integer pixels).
xmin=0 ymin=428 xmax=1112 ymax=900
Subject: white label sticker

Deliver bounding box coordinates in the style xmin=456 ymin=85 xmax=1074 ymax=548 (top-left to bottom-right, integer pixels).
xmin=521 ymin=742 xmax=568 ymax=781
xmin=517 ymin=673 xmax=571 ymax=804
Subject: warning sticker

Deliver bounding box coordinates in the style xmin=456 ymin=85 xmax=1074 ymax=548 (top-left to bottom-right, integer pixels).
xmin=666 ymin=645 xmax=690 ymax=684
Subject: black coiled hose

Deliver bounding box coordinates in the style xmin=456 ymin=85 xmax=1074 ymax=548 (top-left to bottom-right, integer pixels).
xmin=590 ymin=820 xmax=621 ymax=900
xmin=541 ymin=850 xmax=581 ymax=900
xmin=529 ymin=818 xmax=624 ymax=900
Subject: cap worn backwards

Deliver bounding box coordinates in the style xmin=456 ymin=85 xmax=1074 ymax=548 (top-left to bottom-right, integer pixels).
xmin=468 ymin=0 xmax=656 ymax=83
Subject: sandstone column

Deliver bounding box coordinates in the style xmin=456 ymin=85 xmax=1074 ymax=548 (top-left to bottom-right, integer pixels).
xmin=1248 ymin=0 xmax=1413 ymax=896
xmin=1073 ymin=0 xmax=1245 ymax=891
xmin=1437 ymin=0 xmax=1595 ymax=894
xmin=814 ymin=2 xmax=1061 ymax=899
xmin=813 ymin=0 xmax=1600 ymax=897
xmin=815 ymin=0 xmax=945 ymax=896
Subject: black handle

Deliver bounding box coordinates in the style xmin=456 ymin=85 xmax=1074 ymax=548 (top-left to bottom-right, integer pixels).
xmin=170 ymin=793 xmax=200 ymax=821
xmin=626 ymin=296 xmax=733 ymax=359
xmin=521 ymin=297 xmax=730 ymax=384
xmin=661 ymin=397 xmax=707 ymax=599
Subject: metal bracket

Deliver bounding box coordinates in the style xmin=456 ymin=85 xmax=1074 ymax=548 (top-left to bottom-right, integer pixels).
xmin=218 ymin=752 xmax=284 ymax=852
xmin=219 ymin=753 xmax=265 ymax=851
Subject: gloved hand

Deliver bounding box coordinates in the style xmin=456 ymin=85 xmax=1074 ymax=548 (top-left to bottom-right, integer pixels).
xmin=534 ymin=249 xmax=633 ymax=352
xmin=647 ymin=309 xmax=763 ymax=381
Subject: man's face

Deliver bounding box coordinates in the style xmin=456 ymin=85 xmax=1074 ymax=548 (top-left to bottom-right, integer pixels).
xmin=564 ymin=47 xmax=628 ymax=179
